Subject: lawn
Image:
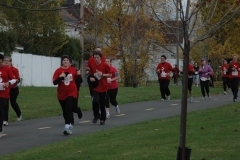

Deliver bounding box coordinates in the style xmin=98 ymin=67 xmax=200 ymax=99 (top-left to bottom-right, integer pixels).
xmin=1 ymin=101 xmax=239 ymax=160
xmin=7 ymin=85 xmax=224 ymax=122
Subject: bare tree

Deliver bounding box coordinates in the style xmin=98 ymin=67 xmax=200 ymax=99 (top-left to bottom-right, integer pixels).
xmin=141 ymin=0 xmax=240 ymax=159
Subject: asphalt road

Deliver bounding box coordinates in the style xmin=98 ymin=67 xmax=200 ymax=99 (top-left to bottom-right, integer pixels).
xmin=0 ymin=93 xmax=236 ymax=156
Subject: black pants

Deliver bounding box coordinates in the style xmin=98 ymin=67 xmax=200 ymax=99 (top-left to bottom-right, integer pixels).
xmin=222 ymin=77 xmax=230 ymax=92
xmin=92 ymin=91 xmax=107 ymax=121
xmin=87 ymin=75 xmax=93 ymax=96
xmin=59 ymin=96 xmax=75 ymax=125
xmin=158 ymin=79 xmax=170 ymax=99
xmin=188 ymin=78 xmax=193 ymax=91
xmin=106 ymin=88 xmax=118 ymax=108
xmin=0 ymin=98 xmax=8 ymax=132
xmin=173 ymin=77 xmax=178 ymax=84
xmin=200 ymin=80 xmax=210 ymax=97
xmin=229 ymin=78 xmax=240 ymax=99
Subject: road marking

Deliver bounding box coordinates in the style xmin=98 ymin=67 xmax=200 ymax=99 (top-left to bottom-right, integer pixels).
xmin=79 ymin=120 xmax=91 ymax=123
xmin=146 ymin=108 xmax=154 ymax=111
xmin=1 ymin=134 xmax=7 ymax=137
xmin=38 ymin=127 xmax=51 ymax=130
xmin=116 ymin=114 xmax=126 ymax=117
xmin=171 ymin=104 xmax=178 ymax=106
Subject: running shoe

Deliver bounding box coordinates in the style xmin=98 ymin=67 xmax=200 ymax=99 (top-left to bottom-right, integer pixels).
xmin=167 ymin=96 xmax=171 ymax=100
xmin=233 ymin=99 xmax=237 ymax=102
xmin=224 ymin=91 xmax=227 ymax=95
xmin=106 ymin=112 xmax=110 ymax=119
xmin=92 ymin=118 xmax=98 ymax=123
xmin=201 ymin=97 xmax=205 ymax=100
xmin=161 ymin=98 xmax=165 ymax=101
xmin=17 ymin=115 xmax=22 ymax=121
xmin=116 ymin=106 xmax=120 ymax=114
xmin=3 ymin=121 xmax=8 ymax=126
xmin=63 ymin=125 xmax=72 ymax=135
xmin=189 ymin=97 xmax=193 ymax=102
xmin=100 ymin=121 xmax=105 ymax=125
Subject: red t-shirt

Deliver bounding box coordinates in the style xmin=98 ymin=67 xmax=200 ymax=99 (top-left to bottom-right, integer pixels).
xmin=90 ymin=62 xmax=110 ymax=92
xmin=86 ymin=56 xmax=106 ymax=75
xmin=52 ymin=66 xmax=78 ymax=100
xmin=107 ymin=66 xmax=118 ymax=89
xmin=188 ymin=64 xmax=194 ymax=77
xmin=10 ymin=66 xmax=20 ymax=88
xmin=228 ymin=62 xmax=240 ymax=78
xmin=156 ymin=62 xmax=173 ymax=80
xmin=0 ymin=65 xmax=15 ymax=98
xmin=221 ymin=64 xmax=229 ymax=78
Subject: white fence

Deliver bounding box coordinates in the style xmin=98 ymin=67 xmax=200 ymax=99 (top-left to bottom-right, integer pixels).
xmin=1 ymin=52 xmax=183 ymax=86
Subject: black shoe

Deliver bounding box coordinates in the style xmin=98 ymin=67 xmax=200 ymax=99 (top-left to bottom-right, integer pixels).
xmin=92 ymin=118 xmax=98 ymax=123
xmin=77 ymin=107 xmax=82 ymax=119
xmin=100 ymin=121 xmax=105 ymax=125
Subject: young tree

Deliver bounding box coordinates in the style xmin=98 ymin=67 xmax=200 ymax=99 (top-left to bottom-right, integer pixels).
xmin=141 ymin=0 xmax=240 ymax=159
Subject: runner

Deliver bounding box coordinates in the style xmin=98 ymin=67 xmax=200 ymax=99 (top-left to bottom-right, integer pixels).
xmin=221 ymin=59 xmax=230 ymax=95
xmin=105 ymin=58 xmax=120 ymax=119
xmin=227 ymin=54 xmax=240 ymax=102
xmin=172 ymin=64 xmax=180 ymax=85
xmin=89 ymin=51 xmax=111 ymax=125
xmin=187 ymin=63 xmax=194 ymax=102
xmin=3 ymin=56 xmax=22 ymax=126
xmin=193 ymin=62 xmax=199 ymax=87
xmin=0 ymin=54 xmax=16 ymax=138
xmin=156 ymin=55 xmax=173 ymax=101
xmin=198 ymin=58 xmax=212 ymax=100
xmin=52 ymin=55 xmax=80 ymax=135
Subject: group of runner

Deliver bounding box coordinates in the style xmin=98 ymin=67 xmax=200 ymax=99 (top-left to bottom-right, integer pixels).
xmin=156 ymin=54 xmax=240 ymax=103
xmin=52 ymin=48 xmax=120 ymax=135
xmin=0 ymin=54 xmax=22 ymax=138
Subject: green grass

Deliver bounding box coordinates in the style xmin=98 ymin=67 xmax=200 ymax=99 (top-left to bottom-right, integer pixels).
xmin=8 ymin=85 xmax=223 ymax=122
xmin=1 ymin=102 xmax=239 ymax=160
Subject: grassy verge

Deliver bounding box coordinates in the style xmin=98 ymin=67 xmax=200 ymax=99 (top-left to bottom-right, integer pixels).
xmin=7 ymin=85 xmax=223 ymax=122
xmin=2 ymin=102 xmax=239 ymax=160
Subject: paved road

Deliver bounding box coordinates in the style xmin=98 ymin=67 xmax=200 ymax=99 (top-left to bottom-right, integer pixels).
xmin=0 ymin=93 xmax=236 ymax=156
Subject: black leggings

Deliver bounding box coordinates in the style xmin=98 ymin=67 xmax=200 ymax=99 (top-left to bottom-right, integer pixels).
xmin=222 ymin=77 xmax=230 ymax=92
xmin=0 ymin=98 xmax=8 ymax=132
xmin=58 ymin=96 xmax=75 ymax=125
xmin=158 ymin=79 xmax=170 ymax=99
xmin=229 ymin=78 xmax=240 ymax=99
xmin=4 ymin=87 xmax=22 ymax=121
xmin=188 ymin=78 xmax=193 ymax=91
xmin=92 ymin=91 xmax=107 ymax=121
xmin=200 ymin=80 xmax=210 ymax=97
xmin=106 ymin=88 xmax=118 ymax=108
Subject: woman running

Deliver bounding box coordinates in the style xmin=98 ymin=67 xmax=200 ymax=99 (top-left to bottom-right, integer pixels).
xmin=105 ymin=58 xmax=120 ymax=119
xmin=228 ymin=54 xmax=240 ymax=102
xmin=198 ymin=58 xmax=212 ymax=100
xmin=52 ymin=55 xmax=80 ymax=135
xmin=221 ymin=59 xmax=230 ymax=95
xmin=0 ymin=54 xmax=16 ymax=138
xmin=3 ymin=56 xmax=22 ymax=126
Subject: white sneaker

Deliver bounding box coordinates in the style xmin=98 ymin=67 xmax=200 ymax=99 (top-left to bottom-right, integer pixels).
xmin=63 ymin=125 xmax=72 ymax=135
xmin=116 ymin=106 xmax=120 ymax=114
xmin=167 ymin=96 xmax=171 ymax=100
xmin=189 ymin=97 xmax=193 ymax=102
xmin=106 ymin=112 xmax=110 ymax=119
xmin=3 ymin=121 xmax=8 ymax=126
xmin=17 ymin=115 xmax=22 ymax=121
xmin=161 ymin=98 xmax=165 ymax=101
xmin=224 ymin=91 xmax=227 ymax=95
xmin=201 ymin=97 xmax=205 ymax=100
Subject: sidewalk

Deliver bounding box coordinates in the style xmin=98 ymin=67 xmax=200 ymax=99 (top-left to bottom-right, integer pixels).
xmin=0 ymin=93 xmax=236 ymax=156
